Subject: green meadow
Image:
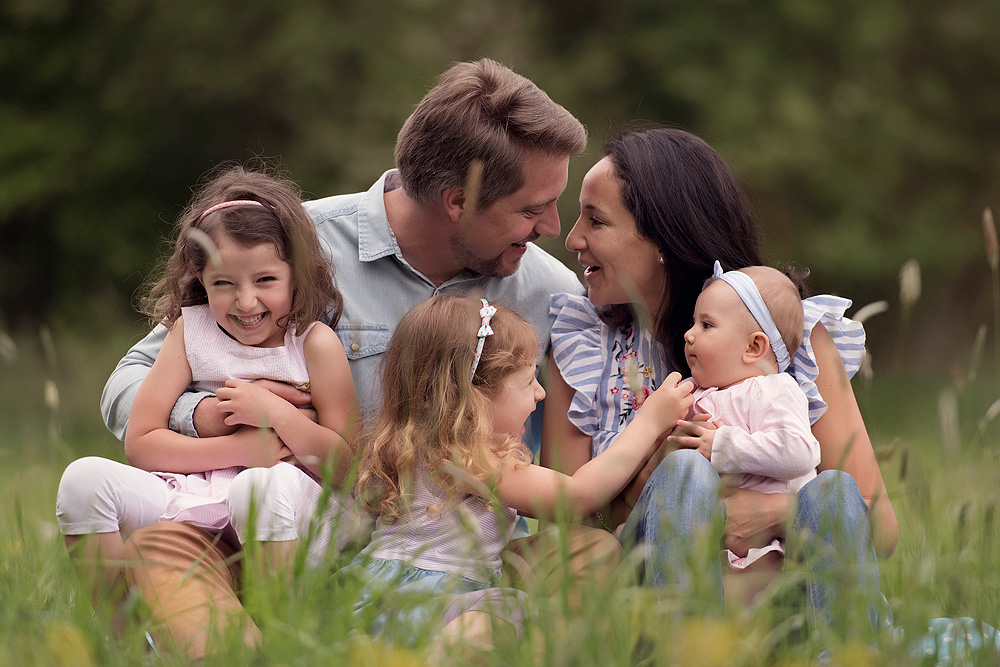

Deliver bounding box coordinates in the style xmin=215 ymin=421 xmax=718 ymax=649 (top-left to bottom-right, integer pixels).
xmin=2 ymin=295 xmax=1000 ymax=666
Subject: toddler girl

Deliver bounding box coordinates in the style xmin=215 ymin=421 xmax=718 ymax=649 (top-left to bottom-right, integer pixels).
xmin=667 ymin=261 xmax=821 ymax=603
xmin=349 ymin=294 xmax=693 ymax=648
xmin=56 ymin=165 xmax=361 ymax=598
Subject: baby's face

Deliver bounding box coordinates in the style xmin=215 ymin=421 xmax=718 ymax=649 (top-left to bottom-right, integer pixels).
xmin=683 ymin=280 xmax=757 ymax=389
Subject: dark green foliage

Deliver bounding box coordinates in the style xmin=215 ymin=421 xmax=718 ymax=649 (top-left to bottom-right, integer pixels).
xmin=2 ymin=0 xmax=998 ymax=343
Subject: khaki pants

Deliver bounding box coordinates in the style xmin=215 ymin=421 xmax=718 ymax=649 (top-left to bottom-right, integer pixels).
xmin=124 ymin=520 xmax=621 ymax=660
xmin=123 ymin=522 xmax=261 ymax=660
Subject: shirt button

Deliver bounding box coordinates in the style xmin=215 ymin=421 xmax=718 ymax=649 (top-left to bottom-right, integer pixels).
xmin=350 ymin=343 xmax=360 ymax=352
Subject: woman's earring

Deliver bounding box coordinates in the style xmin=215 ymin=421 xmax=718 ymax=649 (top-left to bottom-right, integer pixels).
xmin=657 ymin=256 xmax=664 ymax=264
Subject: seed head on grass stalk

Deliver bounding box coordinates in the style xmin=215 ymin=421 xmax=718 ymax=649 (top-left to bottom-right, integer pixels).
xmin=893 ymin=260 xmax=921 ymax=378
xmin=852 ymin=300 xmax=889 ymax=384
xmin=983 ymin=207 xmax=1000 ymax=392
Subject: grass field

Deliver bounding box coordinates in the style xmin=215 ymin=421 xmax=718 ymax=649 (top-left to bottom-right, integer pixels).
xmin=2 ymin=318 xmax=1000 ymax=666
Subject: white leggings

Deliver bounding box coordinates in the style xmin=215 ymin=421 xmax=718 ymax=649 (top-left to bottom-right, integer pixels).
xmin=56 ymin=456 xmax=170 ymax=540
xmin=227 ymin=464 xmax=371 ymax=568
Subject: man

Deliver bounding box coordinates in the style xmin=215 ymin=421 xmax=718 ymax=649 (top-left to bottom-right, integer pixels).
xmin=100 ymin=59 xmax=617 ymax=659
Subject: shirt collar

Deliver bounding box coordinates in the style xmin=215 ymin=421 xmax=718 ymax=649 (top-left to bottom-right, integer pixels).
xmin=356 ymin=170 xmax=483 ymax=288
xmin=357 ymin=169 xmax=404 ymax=263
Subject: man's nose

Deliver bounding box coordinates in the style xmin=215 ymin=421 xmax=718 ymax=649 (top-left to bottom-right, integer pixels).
xmin=534 ymin=205 xmax=560 ymax=239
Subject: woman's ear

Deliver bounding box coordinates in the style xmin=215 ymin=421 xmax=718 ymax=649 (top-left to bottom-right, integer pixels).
xmin=743 ymin=331 xmax=771 ymax=364
xmin=442 ymin=186 xmax=467 ymax=223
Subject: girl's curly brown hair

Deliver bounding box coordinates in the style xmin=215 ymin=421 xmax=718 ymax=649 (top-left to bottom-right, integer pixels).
xmin=140 ymin=163 xmax=342 ymax=333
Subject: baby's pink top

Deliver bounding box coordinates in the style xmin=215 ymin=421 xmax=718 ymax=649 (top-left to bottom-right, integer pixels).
xmin=691 ymin=373 xmax=819 ymax=494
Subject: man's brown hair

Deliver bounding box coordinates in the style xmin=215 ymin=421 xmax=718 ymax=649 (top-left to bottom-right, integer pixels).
xmin=395 ymin=59 xmax=586 ymax=211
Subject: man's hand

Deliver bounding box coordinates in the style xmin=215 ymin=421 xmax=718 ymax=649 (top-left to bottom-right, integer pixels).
xmin=193 ymin=396 xmax=239 ymax=438
xmin=250 ymin=379 xmax=312 ymax=408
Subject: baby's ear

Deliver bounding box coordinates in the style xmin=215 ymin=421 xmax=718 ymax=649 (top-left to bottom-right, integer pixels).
xmin=743 ymin=331 xmax=771 ymax=364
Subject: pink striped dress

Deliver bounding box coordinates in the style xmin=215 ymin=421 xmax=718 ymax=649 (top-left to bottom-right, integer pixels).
xmin=154 ymin=304 xmax=315 ymax=530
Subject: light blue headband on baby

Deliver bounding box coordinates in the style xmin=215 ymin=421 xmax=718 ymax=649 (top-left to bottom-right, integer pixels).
xmin=711 ymin=260 xmax=791 ymax=372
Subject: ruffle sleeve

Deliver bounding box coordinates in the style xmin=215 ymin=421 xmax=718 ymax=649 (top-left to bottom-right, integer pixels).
xmin=549 ymin=293 xmax=605 ymax=439
xmin=789 ymin=295 xmax=866 ymax=424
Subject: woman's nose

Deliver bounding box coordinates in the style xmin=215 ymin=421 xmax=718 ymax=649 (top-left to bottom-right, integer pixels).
xmin=565 ymin=217 xmax=584 ymax=252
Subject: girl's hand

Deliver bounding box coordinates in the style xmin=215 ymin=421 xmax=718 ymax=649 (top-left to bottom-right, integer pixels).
xmin=217 ymin=379 xmax=287 ymax=428
xmin=230 ymin=425 xmax=294 ymax=468
xmin=640 ymin=372 xmax=695 ymax=432
xmin=667 ymin=418 xmax=722 ymax=461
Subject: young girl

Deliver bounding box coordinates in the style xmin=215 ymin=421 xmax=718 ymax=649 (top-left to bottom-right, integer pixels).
xmin=56 ymin=165 xmax=361 ymax=597
xmin=349 ymin=294 xmax=693 ymax=647
xmin=666 ymin=261 xmax=830 ymax=604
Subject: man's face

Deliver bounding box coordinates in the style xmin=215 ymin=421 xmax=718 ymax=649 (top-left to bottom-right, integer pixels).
xmin=450 ymin=152 xmax=570 ymax=278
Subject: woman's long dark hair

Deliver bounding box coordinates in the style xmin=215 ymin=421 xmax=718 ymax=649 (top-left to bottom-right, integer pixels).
xmin=602 ymin=128 xmax=763 ymax=374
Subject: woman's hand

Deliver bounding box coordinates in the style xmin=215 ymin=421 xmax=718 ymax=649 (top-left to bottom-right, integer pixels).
xmin=723 ymin=487 xmax=792 ymax=557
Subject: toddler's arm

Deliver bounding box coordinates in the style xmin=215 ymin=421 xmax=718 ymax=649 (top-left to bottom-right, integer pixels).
xmin=497 ymin=372 xmax=694 ymax=519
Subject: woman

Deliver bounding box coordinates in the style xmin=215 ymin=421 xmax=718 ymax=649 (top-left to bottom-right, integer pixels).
xmin=541 ymin=127 xmax=898 ymax=634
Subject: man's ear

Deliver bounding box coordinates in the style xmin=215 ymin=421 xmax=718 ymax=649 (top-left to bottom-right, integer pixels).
xmin=442 ymin=186 xmax=466 ymax=223
xmin=743 ymin=331 xmax=771 ymax=364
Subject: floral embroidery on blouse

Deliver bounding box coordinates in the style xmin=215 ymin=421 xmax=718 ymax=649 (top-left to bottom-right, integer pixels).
xmin=610 ymin=325 xmax=658 ymax=425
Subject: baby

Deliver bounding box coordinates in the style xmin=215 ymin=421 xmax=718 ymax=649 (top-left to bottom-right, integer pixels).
xmin=668 ymin=261 xmax=820 ymax=605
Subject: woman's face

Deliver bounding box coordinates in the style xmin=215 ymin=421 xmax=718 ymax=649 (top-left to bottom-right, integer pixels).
xmin=565 ymin=157 xmax=665 ymax=315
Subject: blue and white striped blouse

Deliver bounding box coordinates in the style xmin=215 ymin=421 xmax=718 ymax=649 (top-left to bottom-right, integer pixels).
xmin=549 ymin=293 xmax=865 ymax=458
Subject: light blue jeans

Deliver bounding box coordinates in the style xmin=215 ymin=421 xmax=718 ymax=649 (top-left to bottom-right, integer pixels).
xmin=619 ymin=449 xmax=885 ymax=633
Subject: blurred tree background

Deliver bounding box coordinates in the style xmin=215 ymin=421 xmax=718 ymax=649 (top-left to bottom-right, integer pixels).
xmin=2 ymin=0 xmax=998 ymax=373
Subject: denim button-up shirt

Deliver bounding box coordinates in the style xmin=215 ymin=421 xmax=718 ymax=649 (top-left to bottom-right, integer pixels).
xmin=101 ymin=170 xmax=583 ymax=459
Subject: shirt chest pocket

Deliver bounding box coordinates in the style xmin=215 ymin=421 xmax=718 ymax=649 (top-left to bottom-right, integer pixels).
xmin=335 ymin=322 xmax=392 ymax=360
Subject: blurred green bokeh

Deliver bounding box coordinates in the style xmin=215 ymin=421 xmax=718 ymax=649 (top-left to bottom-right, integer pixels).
xmin=2 ymin=0 xmax=998 ymax=370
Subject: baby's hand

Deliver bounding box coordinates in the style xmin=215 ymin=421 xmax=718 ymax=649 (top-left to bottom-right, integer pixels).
xmin=642 ymin=372 xmax=695 ymax=432
xmin=667 ymin=418 xmax=722 ymax=461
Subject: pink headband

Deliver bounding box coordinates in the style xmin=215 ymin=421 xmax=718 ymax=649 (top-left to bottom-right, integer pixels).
xmin=196 ymin=200 xmax=268 ymax=223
